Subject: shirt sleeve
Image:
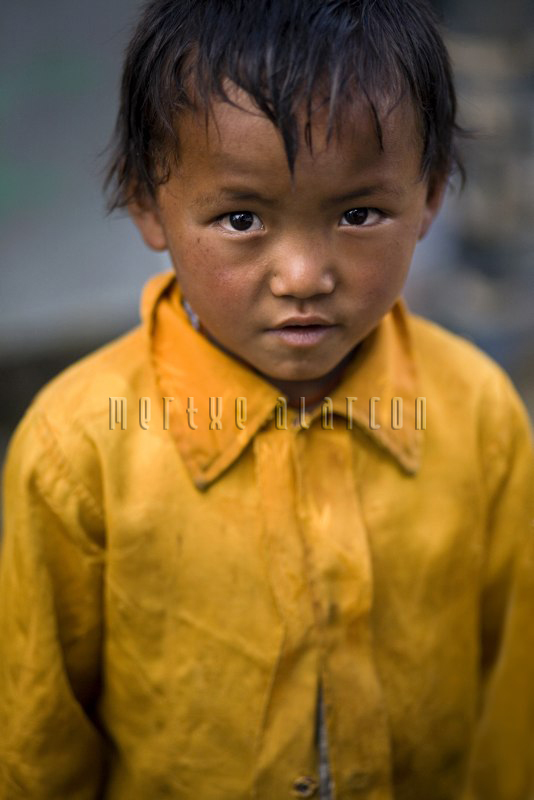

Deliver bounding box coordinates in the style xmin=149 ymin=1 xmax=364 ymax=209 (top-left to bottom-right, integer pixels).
xmin=0 ymin=406 xmax=107 ymax=799
xmin=462 ymin=370 xmax=534 ymax=800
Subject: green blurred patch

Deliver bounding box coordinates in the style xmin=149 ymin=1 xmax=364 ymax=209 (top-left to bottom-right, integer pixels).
xmin=0 ymin=158 xmax=64 ymax=216
xmin=0 ymin=51 xmax=101 ymax=116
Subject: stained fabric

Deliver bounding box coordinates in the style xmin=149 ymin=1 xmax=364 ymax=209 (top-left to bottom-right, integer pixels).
xmin=1 ymin=270 xmax=533 ymax=800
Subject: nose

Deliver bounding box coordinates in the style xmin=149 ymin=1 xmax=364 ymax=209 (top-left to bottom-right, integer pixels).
xmin=269 ymin=239 xmax=336 ymax=299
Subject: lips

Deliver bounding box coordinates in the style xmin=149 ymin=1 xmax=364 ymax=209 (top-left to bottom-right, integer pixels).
xmin=273 ymin=315 xmax=333 ymax=329
xmin=267 ymin=316 xmax=337 ymax=346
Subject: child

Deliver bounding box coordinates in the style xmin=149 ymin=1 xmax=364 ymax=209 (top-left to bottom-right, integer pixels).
xmin=1 ymin=0 xmax=533 ymax=798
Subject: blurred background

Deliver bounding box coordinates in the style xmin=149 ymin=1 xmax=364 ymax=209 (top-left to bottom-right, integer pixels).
xmin=1 ymin=0 xmax=533 ymax=471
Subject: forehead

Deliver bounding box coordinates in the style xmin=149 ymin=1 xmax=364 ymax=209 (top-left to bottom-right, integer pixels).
xmin=169 ymin=84 xmax=423 ymax=192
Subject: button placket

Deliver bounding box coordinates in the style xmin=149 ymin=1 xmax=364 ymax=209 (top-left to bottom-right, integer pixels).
xmin=294 ymin=426 xmax=393 ymax=795
xmin=252 ymin=429 xmax=322 ymax=799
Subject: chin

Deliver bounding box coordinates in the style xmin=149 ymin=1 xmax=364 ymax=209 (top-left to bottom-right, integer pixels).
xmin=263 ymin=363 xmax=339 ymax=383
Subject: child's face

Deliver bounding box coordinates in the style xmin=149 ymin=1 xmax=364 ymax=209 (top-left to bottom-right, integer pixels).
xmin=131 ymin=86 xmax=444 ymax=398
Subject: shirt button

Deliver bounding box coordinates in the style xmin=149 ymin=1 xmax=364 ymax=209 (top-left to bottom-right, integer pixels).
xmin=291 ymin=775 xmax=318 ymax=797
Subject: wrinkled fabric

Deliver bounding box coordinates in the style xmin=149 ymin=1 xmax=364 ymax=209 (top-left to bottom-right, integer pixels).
xmin=1 ymin=269 xmax=533 ymax=800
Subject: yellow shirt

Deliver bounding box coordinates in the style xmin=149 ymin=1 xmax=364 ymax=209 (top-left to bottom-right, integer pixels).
xmin=1 ymin=270 xmax=533 ymax=800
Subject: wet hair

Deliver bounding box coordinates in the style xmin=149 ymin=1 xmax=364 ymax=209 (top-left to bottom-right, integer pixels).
xmin=104 ymin=0 xmax=465 ymax=212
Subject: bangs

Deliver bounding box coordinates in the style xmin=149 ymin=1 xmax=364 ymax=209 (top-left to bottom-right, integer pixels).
xmin=105 ymin=0 xmax=463 ymax=211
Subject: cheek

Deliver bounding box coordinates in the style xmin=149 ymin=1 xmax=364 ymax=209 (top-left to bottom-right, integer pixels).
xmin=170 ymin=234 xmax=222 ymax=291
xmin=345 ymin=235 xmax=413 ymax=303
xmin=173 ymin=241 xmax=254 ymax=324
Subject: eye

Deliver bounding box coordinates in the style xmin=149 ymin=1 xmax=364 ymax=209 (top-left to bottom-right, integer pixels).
xmin=339 ymin=207 xmax=382 ymax=227
xmin=217 ymin=211 xmax=263 ymax=233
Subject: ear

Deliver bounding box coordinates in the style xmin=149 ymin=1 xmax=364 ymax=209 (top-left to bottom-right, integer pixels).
xmin=128 ymin=193 xmax=168 ymax=252
xmin=418 ymin=174 xmax=447 ymax=241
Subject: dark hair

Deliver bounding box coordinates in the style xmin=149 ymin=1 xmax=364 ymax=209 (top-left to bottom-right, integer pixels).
xmin=104 ymin=0 xmax=465 ymax=212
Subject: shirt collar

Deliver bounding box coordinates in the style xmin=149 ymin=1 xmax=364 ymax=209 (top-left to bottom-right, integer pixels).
xmin=141 ymin=271 xmax=423 ymax=489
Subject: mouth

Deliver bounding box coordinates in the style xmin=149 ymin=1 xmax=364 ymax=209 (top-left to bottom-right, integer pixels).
xmin=267 ymin=317 xmax=338 ymax=346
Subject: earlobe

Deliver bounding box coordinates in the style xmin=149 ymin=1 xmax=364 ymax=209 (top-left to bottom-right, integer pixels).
xmin=418 ymin=175 xmax=447 ymax=241
xmin=128 ymin=196 xmax=168 ymax=252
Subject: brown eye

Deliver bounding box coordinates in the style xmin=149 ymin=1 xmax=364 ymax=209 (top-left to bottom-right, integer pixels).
xmin=339 ymin=207 xmax=383 ymax=228
xmin=229 ymin=211 xmax=254 ymax=230
xmin=343 ymin=208 xmax=369 ymax=225
xmin=218 ymin=211 xmax=263 ymax=233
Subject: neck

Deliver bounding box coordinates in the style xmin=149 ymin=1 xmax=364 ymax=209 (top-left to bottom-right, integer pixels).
xmin=266 ymin=350 xmax=355 ymax=410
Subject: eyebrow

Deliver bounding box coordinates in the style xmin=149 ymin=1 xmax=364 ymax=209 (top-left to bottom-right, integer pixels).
xmin=191 ymin=183 xmax=404 ymax=210
xmin=327 ymin=185 xmax=405 ymax=203
xmin=192 ymin=189 xmax=278 ymax=210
